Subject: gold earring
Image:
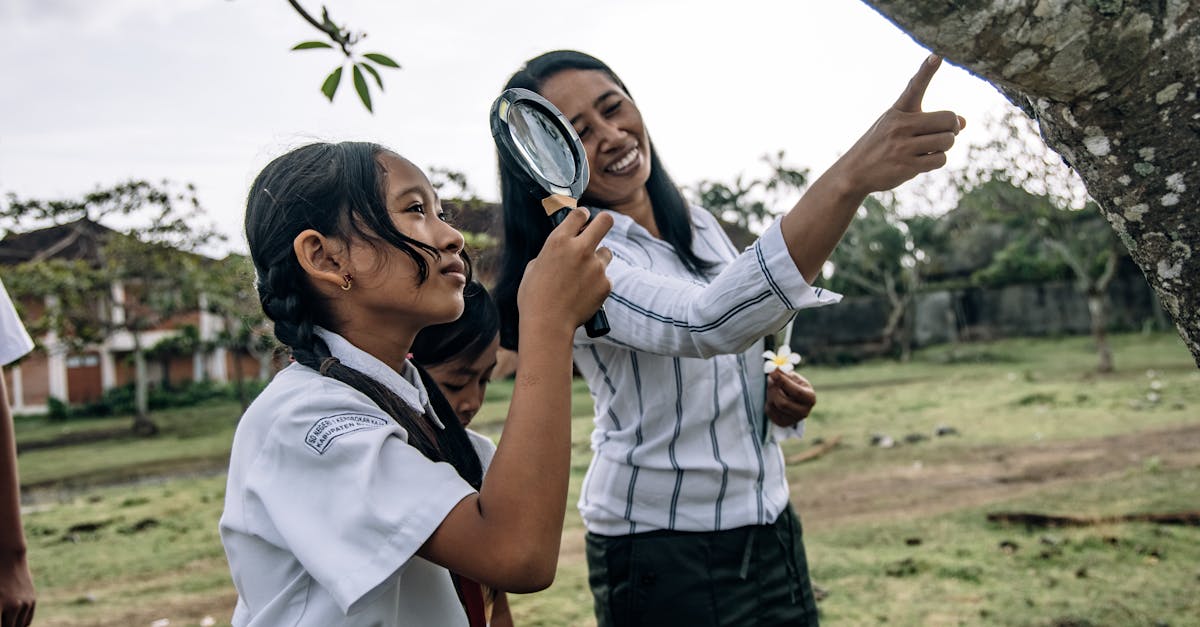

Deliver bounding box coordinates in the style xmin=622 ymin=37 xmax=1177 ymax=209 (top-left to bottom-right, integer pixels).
xmin=340 ymin=273 xmax=353 ymax=291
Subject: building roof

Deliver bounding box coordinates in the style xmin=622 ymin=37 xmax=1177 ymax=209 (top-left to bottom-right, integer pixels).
xmin=0 ymin=219 xmax=116 ymax=265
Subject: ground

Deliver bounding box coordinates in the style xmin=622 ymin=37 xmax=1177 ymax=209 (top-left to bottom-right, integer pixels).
xmin=16 ymin=332 xmax=1200 ymax=626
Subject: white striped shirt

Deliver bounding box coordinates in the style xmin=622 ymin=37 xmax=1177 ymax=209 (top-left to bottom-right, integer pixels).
xmin=574 ymin=207 xmax=841 ymax=535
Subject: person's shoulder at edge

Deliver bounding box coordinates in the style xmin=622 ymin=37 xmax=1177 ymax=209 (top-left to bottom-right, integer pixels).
xmin=687 ymin=204 xmax=719 ymax=231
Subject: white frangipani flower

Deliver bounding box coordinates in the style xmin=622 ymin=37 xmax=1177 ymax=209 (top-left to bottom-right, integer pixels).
xmin=763 ymin=345 xmax=802 ymax=374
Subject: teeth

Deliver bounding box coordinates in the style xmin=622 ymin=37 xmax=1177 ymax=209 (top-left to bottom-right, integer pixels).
xmin=607 ymin=148 xmax=638 ymax=173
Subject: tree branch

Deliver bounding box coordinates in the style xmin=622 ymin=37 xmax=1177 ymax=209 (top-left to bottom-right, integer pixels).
xmin=286 ymin=0 xmax=352 ymax=56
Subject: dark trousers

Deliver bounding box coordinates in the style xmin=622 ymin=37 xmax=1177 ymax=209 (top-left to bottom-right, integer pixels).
xmin=585 ymin=505 xmax=820 ymax=627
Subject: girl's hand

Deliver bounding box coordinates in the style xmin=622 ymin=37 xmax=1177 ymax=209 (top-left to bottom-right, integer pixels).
xmin=518 ymin=207 xmax=614 ymax=336
xmin=833 ymin=55 xmax=965 ymax=196
xmin=764 ymin=370 xmax=816 ymax=428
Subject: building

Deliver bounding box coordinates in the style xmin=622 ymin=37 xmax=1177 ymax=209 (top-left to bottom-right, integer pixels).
xmin=0 ymin=219 xmax=260 ymax=414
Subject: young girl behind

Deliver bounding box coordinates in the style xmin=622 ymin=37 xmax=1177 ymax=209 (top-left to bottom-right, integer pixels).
xmin=220 ymin=141 xmax=612 ymax=626
xmin=410 ymin=281 xmax=511 ymax=626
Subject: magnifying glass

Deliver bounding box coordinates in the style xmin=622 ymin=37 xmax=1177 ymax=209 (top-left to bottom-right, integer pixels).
xmin=491 ymin=87 xmax=610 ymax=338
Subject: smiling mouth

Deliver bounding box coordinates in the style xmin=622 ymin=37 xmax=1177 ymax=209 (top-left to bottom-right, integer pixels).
xmin=605 ymin=147 xmax=639 ymax=174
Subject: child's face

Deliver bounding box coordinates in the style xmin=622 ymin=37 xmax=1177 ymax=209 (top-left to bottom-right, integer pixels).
xmin=424 ymin=335 xmax=500 ymax=427
xmin=343 ymin=153 xmax=468 ymax=328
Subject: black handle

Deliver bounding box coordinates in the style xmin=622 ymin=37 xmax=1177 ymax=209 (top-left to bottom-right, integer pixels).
xmin=548 ymin=206 xmax=610 ymax=338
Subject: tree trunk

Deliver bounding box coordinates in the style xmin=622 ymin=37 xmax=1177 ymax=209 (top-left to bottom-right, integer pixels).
xmin=881 ymin=295 xmax=907 ymax=358
xmin=131 ymin=332 xmax=158 ymax=437
xmin=232 ymin=343 xmax=248 ymax=413
xmin=1087 ymin=290 xmax=1114 ymax=373
xmin=863 ymin=1 xmax=1200 ymax=367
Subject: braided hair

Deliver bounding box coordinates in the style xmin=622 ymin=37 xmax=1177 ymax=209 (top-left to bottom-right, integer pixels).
xmin=245 ymin=141 xmax=482 ymax=489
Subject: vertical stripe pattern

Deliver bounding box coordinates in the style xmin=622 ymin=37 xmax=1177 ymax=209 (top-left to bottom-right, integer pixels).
xmin=573 ymin=207 xmax=842 ymax=535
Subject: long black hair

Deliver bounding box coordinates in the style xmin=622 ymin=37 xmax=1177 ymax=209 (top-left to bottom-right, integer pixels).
xmin=492 ymin=50 xmax=715 ymax=349
xmin=410 ymin=281 xmax=499 ymax=368
xmin=245 ymin=141 xmax=482 ymax=489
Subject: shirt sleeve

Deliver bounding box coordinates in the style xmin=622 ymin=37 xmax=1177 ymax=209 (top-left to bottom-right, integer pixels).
xmin=0 ymin=278 xmax=34 ymax=367
xmin=590 ymin=218 xmax=841 ymax=358
xmin=244 ymin=382 xmax=476 ymax=614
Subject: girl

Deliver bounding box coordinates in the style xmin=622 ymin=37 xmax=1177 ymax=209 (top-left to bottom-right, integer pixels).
xmin=220 ymin=141 xmax=613 ymax=626
xmin=410 ymin=281 xmax=500 ymax=433
xmin=493 ymin=51 xmax=963 ymax=625
xmin=410 ymin=281 xmax=511 ymax=626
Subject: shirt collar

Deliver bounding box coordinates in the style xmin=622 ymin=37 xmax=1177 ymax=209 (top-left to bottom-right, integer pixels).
xmin=592 ymin=205 xmax=709 ymax=241
xmin=312 ymin=326 xmax=446 ymax=429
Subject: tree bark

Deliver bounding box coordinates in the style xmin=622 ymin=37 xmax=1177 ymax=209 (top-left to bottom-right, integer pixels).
xmin=863 ymin=0 xmax=1200 ymax=367
xmin=131 ymin=331 xmax=158 ymax=437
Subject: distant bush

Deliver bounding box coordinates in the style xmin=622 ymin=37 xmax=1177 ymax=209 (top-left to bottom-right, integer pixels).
xmin=46 ymin=397 xmax=71 ymax=422
xmin=71 ymin=379 xmax=267 ymax=419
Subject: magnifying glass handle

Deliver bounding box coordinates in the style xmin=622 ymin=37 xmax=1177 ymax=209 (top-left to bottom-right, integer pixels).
xmin=583 ymin=307 xmax=610 ymax=338
xmin=547 ymin=205 xmax=611 ymax=338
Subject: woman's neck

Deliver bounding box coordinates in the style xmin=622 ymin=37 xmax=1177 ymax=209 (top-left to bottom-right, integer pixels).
xmin=607 ymin=189 xmax=660 ymax=239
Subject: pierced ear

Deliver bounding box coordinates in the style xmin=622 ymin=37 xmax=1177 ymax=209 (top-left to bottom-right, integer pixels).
xmin=293 ymin=229 xmax=349 ymax=290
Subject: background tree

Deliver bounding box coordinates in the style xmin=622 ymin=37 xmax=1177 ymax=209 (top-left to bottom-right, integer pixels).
xmin=957 ymin=111 xmax=1125 ymax=372
xmin=201 ymin=253 xmax=276 ymax=413
xmin=688 ymin=151 xmax=810 ymax=232
xmin=1 ymin=181 xmax=223 ymax=434
xmin=826 ymin=193 xmax=934 ymax=359
xmin=862 ymin=0 xmax=1200 ymax=367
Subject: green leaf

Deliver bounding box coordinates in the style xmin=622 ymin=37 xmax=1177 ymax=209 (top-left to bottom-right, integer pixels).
xmin=292 ymin=40 xmax=334 ymax=50
xmin=321 ymin=66 xmax=343 ymax=102
xmin=352 ymin=64 xmax=372 ymax=112
xmin=363 ymin=52 xmax=400 ymax=68
xmin=360 ymin=62 xmax=384 ymax=90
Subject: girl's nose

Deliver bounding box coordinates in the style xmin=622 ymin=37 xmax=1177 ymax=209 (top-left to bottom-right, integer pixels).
xmin=438 ymin=220 xmax=465 ymax=253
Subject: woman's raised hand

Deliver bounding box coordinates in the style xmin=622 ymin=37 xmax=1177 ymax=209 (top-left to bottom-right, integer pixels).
xmin=518 ymin=208 xmax=614 ymax=336
xmin=836 ymin=55 xmax=965 ymax=196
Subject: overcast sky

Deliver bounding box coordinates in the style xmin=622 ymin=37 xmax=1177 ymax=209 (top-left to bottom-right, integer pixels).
xmin=0 ymin=0 xmax=1013 ymax=252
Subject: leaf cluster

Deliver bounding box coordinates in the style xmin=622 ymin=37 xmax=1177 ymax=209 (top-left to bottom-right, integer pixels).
xmin=287 ymin=2 xmax=401 ymax=113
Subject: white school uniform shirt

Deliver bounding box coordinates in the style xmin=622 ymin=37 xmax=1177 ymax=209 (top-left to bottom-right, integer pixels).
xmin=467 ymin=429 xmax=496 ymax=472
xmin=0 ymin=278 xmax=34 ymax=366
xmin=220 ymin=327 xmax=476 ymax=627
xmin=575 ymin=208 xmax=841 ymax=536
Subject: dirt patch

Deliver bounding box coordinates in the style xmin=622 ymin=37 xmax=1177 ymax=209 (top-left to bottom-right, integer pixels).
xmin=36 ymin=591 xmax=238 ymax=627
xmin=559 ymin=423 xmax=1200 ymax=562
xmin=790 ymin=422 xmax=1200 ymax=531
xmin=16 ymin=427 xmax=135 ymax=454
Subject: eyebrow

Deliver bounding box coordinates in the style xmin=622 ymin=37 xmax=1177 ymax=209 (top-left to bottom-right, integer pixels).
xmin=391 ymin=185 xmax=424 ymax=202
xmin=569 ymin=90 xmax=621 ymax=126
xmin=390 ymin=185 xmax=439 ymax=207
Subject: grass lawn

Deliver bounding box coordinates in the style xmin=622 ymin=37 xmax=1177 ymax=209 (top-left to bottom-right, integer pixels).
xmin=16 ymin=331 xmax=1200 ymax=626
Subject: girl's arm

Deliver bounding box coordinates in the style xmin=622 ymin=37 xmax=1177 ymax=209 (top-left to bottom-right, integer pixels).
xmin=418 ymin=208 xmax=612 ymax=593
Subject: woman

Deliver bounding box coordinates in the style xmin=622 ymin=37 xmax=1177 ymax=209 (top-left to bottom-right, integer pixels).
xmin=220 ymin=141 xmax=612 ymax=626
xmin=494 ymin=51 xmax=962 ymax=625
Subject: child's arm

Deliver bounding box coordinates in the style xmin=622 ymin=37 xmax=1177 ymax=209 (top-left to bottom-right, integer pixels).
xmin=418 ymin=207 xmax=612 ymax=592
xmin=0 ymin=375 xmax=36 ymax=627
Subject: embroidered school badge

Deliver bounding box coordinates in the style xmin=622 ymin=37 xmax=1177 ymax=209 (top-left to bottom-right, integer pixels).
xmin=305 ymin=413 xmax=389 ymax=454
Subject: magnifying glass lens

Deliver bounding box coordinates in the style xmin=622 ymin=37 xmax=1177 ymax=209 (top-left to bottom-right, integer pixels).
xmin=508 ymin=102 xmax=576 ymax=188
